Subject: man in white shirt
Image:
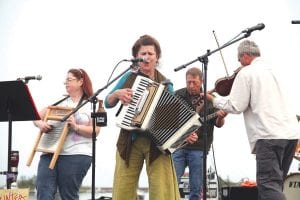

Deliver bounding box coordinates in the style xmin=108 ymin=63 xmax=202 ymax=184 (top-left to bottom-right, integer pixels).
xmin=207 ymin=40 xmax=300 ymax=200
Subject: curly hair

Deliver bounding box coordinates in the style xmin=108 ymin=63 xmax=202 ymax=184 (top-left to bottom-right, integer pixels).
xmin=131 ymin=34 xmax=161 ymax=59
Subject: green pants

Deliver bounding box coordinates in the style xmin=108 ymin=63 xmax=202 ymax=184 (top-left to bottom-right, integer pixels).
xmin=112 ymin=136 xmax=180 ymax=200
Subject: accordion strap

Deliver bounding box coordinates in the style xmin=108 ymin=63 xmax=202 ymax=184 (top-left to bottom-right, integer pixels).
xmin=51 ymin=94 xmax=86 ymax=108
xmin=52 ymin=95 xmax=70 ymax=106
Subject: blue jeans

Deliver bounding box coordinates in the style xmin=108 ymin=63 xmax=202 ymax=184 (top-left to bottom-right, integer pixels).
xmin=36 ymin=154 xmax=92 ymax=200
xmin=172 ymin=149 xmax=203 ymax=200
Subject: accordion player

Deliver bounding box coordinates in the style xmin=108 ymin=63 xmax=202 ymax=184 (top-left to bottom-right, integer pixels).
xmin=116 ymin=75 xmax=202 ymax=153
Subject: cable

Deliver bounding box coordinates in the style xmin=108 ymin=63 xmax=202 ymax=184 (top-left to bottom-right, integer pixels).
xmin=210 ymin=142 xmax=231 ymax=199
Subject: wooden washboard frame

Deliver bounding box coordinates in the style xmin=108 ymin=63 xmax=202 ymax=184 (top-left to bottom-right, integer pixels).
xmin=27 ymin=106 xmax=73 ymax=169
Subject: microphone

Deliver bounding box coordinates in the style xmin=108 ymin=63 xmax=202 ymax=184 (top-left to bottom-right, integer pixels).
xmin=17 ymin=75 xmax=42 ymax=81
xmin=125 ymin=58 xmax=147 ymax=63
xmin=291 ymin=20 xmax=300 ymax=24
xmin=174 ymin=64 xmax=187 ymax=72
xmin=161 ymin=79 xmax=173 ymax=86
xmin=242 ymin=23 xmax=265 ymax=34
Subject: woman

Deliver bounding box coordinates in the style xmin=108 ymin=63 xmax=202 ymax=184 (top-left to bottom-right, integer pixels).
xmin=105 ymin=35 xmax=195 ymax=200
xmin=34 ymin=68 xmax=100 ymax=200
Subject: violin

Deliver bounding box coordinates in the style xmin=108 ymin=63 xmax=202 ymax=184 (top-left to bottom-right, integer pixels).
xmin=214 ymin=67 xmax=241 ymax=96
xmin=211 ymin=31 xmax=241 ymax=96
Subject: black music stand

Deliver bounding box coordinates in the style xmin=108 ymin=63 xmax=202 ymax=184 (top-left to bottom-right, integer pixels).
xmin=0 ymin=80 xmax=40 ymax=189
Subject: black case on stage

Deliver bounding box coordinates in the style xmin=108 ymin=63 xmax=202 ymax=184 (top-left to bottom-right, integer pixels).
xmin=221 ymin=186 xmax=258 ymax=200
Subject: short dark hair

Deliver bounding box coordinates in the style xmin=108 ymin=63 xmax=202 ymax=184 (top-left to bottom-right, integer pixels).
xmin=186 ymin=67 xmax=203 ymax=80
xmin=131 ymin=35 xmax=161 ymax=59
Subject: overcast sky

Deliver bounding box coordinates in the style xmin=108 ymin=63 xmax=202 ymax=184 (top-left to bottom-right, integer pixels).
xmin=1 ymin=0 xmax=300 ymax=188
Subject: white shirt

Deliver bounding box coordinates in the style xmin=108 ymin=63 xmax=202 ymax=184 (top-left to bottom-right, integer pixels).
xmin=213 ymin=57 xmax=300 ymax=153
xmin=59 ymin=97 xmax=93 ymax=156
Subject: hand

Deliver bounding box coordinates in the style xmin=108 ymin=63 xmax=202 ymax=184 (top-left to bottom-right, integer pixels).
xmin=115 ymin=88 xmax=133 ymax=105
xmin=186 ymin=132 xmax=198 ymax=144
xmin=206 ymin=93 xmax=215 ymax=102
xmin=66 ymin=115 xmax=77 ymax=130
xmin=199 ymin=92 xmax=215 ymax=102
xmin=215 ymin=109 xmax=227 ymax=127
xmin=35 ymin=120 xmax=53 ymax=133
xmin=216 ymin=110 xmax=227 ymax=119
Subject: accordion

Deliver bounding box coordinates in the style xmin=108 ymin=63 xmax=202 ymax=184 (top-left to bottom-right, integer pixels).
xmin=116 ymin=75 xmax=201 ymax=153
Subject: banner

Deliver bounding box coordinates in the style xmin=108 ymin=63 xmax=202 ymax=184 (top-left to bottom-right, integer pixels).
xmin=0 ymin=188 xmax=29 ymax=200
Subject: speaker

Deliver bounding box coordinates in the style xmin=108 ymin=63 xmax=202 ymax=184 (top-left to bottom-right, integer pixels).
xmin=221 ymin=186 xmax=258 ymax=200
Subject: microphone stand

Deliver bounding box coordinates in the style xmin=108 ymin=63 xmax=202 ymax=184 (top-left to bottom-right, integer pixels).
xmin=291 ymin=20 xmax=300 ymax=24
xmin=61 ymin=64 xmax=136 ymax=200
xmin=174 ymin=31 xmax=252 ymax=200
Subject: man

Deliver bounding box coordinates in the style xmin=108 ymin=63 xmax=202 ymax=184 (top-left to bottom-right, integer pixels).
xmin=207 ymin=40 xmax=300 ymax=200
xmin=172 ymin=67 xmax=227 ymax=200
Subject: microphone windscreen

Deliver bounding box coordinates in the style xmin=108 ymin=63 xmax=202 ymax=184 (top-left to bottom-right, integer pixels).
xmin=37 ymin=75 xmax=42 ymax=80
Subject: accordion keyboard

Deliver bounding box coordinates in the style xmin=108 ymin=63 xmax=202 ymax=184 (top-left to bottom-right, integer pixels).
xmin=116 ymin=75 xmax=159 ymax=130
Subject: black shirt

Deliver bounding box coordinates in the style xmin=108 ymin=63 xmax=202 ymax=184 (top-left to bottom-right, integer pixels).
xmin=175 ymin=88 xmax=218 ymax=151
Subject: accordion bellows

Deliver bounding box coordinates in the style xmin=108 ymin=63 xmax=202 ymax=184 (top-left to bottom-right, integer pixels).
xmin=116 ymin=75 xmax=201 ymax=153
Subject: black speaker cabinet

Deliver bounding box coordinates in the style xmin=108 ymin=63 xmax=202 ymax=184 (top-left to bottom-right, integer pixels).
xmin=221 ymin=186 xmax=258 ymax=200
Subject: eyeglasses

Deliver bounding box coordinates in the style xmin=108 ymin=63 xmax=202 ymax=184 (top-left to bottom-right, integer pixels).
xmin=64 ymin=78 xmax=77 ymax=83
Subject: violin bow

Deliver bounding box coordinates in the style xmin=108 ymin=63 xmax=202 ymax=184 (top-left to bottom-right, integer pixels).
xmin=213 ymin=30 xmax=229 ymax=77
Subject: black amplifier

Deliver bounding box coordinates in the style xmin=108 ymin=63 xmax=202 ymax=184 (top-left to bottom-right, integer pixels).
xmin=221 ymin=186 xmax=258 ymax=200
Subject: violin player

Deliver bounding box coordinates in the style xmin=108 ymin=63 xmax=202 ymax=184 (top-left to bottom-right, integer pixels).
xmin=206 ymin=40 xmax=300 ymax=200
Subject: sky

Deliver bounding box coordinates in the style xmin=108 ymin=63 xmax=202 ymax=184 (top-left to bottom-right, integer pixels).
xmin=1 ymin=0 xmax=300 ymax=188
